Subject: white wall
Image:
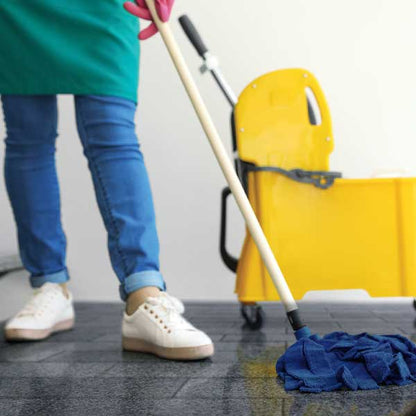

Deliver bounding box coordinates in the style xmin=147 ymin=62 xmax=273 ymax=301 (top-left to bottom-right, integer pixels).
xmin=1 ymin=0 xmax=416 ymax=302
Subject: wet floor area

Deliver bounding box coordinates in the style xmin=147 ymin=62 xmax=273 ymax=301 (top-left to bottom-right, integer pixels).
xmin=1 ymin=301 xmax=416 ymax=415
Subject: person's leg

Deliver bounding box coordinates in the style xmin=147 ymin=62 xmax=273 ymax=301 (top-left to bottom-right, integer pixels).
xmin=2 ymin=95 xmax=69 ymax=287
xmin=2 ymin=95 xmax=73 ymax=341
xmin=74 ymin=95 xmax=213 ymax=360
xmin=74 ymin=95 xmax=165 ymax=308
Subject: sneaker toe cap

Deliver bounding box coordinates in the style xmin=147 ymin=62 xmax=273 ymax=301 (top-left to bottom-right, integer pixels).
xmin=173 ymin=329 xmax=213 ymax=348
xmin=5 ymin=317 xmax=47 ymax=331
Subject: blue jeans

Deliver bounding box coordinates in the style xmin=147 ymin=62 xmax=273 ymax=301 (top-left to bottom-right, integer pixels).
xmin=1 ymin=95 xmax=165 ymax=300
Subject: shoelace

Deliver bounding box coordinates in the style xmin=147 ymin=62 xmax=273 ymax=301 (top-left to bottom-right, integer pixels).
xmin=17 ymin=287 xmax=60 ymax=318
xmin=146 ymin=295 xmax=191 ymax=329
xmin=160 ymin=292 xmax=185 ymax=314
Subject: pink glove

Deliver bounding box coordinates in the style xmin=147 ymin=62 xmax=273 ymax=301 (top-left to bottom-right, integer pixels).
xmin=124 ymin=0 xmax=174 ymax=40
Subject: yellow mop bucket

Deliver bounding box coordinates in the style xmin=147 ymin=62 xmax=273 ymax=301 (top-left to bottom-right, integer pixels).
xmin=233 ymin=69 xmax=416 ymax=314
xmin=179 ymin=16 xmax=416 ymax=328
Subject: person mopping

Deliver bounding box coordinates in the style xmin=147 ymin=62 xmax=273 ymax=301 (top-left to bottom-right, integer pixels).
xmin=0 ymin=0 xmax=214 ymax=361
xmin=128 ymin=0 xmax=416 ymax=392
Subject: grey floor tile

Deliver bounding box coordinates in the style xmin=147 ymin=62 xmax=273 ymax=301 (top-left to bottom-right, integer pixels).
xmin=43 ymin=344 xmax=286 ymax=366
xmin=337 ymin=325 xmax=405 ymax=335
xmin=0 ymin=324 xmax=7 ymax=344
xmin=103 ymin=361 xmax=238 ymax=378
xmin=176 ymin=377 xmax=288 ymax=399
xmin=378 ymin=315 xmax=416 ymax=323
xmin=38 ymin=397 xmax=283 ymax=416
xmin=45 ymin=350 xmax=163 ymax=363
xmin=296 ymin=315 xmax=333 ymax=324
xmin=31 ymin=397 xmax=160 ymax=416
xmin=283 ymin=385 xmax=416 ymax=416
xmin=91 ymin=333 xmax=123 ymax=343
xmin=326 ymin=309 xmax=376 ymax=316
xmin=304 ymin=322 xmax=341 ymax=332
xmin=1 ymin=301 xmax=416 ymax=416
xmin=42 ymin=341 xmax=122 ymax=353
xmin=0 ymin=342 xmax=70 ymax=362
xmin=75 ymin=317 xmax=123 ymax=327
xmin=0 ymin=398 xmax=50 ymax=416
xmin=221 ymin=333 xmax=293 ymax=343
xmin=398 ymin=322 xmax=416 ymax=333
xmin=213 ymin=341 xmax=287 ymax=353
xmin=93 ymin=332 xmax=224 ymax=343
xmin=0 ymin=377 xmax=186 ymax=399
xmin=224 ymin=325 xmax=287 ymax=335
xmin=152 ymin=398 xmax=286 ymax=416
xmin=191 ymin=322 xmax=237 ymax=331
xmin=373 ymin=305 xmax=415 ymax=311
xmin=210 ymin=344 xmax=286 ymax=365
xmin=47 ymin=326 xmax=121 ymax=342
xmin=333 ymin=317 xmax=386 ymax=324
xmin=0 ymin=362 xmax=114 ymax=377
xmin=204 ymin=334 xmax=234 ymax=342
xmin=186 ymin=318 xmax=241 ymax=326
xmin=73 ymin=302 xmax=123 ymax=313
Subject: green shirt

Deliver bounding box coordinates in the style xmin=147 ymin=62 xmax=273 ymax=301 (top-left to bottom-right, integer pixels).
xmin=0 ymin=0 xmax=140 ymax=102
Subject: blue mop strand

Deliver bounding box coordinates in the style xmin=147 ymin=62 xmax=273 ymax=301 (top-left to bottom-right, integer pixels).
xmin=276 ymin=326 xmax=416 ymax=392
xmin=295 ymin=326 xmax=312 ymax=340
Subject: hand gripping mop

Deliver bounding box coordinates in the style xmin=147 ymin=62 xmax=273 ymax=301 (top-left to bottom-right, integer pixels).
xmin=143 ymin=0 xmax=416 ymax=392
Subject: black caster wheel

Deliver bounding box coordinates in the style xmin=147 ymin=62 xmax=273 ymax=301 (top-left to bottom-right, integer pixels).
xmin=241 ymin=303 xmax=265 ymax=330
xmin=413 ymin=298 xmax=416 ymax=311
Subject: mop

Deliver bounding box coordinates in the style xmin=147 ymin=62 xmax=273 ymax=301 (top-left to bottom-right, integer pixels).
xmin=141 ymin=0 xmax=416 ymax=392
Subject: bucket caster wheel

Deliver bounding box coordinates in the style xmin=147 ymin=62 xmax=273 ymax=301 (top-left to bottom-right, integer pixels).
xmin=241 ymin=303 xmax=264 ymax=330
xmin=413 ymin=299 xmax=416 ymax=311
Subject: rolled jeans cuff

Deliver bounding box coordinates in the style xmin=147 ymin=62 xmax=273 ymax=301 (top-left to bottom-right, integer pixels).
xmin=120 ymin=270 xmax=166 ymax=301
xmin=30 ymin=269 xmax=70 ymax=288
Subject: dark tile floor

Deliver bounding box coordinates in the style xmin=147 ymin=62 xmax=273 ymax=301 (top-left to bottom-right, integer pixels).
xmin=1 ymin=301 xmax=416 ymax=416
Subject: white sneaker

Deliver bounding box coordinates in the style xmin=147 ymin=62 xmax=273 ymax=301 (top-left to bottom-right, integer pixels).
xmin=4 ymin=282 xmax=75 ymax=341
xmin=122 ymin=292 xmax=214 ymax=360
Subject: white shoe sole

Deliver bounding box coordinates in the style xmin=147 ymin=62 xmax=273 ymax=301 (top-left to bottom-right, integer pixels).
xmin=122 ymin=336 xmax=214 ymax=361
xmin=4 ymin=318 xmax=75 ymax=342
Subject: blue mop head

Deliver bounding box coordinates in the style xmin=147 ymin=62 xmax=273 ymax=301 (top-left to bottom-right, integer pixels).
xmin=276 ymin=327 xmax=416 ymax=392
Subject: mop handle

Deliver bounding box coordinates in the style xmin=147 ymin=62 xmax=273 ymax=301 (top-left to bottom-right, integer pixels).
xmin=144 ymin=0 xmax=298 ymax=313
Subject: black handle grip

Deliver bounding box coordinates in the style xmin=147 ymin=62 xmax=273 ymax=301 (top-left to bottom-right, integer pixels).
xmin=220 ymin=187 xmax=239 ymax=273
xmin=178 ymin=15 xmax=209 ymax=57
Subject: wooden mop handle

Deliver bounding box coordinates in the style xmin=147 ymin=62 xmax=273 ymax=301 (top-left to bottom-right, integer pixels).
xmin=144 ymin=0 xmax=298 ymax=313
